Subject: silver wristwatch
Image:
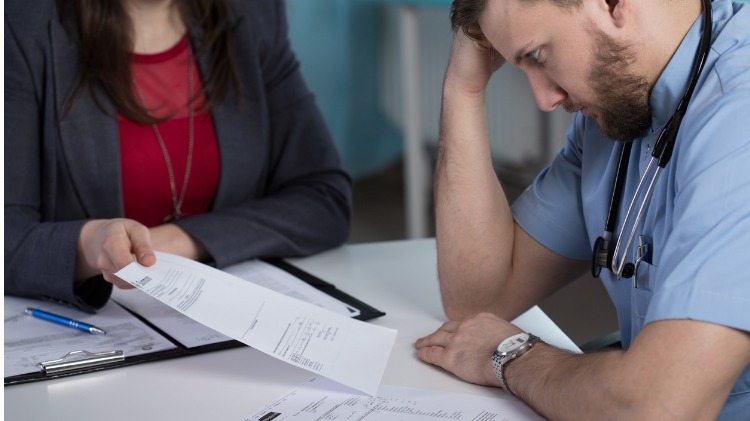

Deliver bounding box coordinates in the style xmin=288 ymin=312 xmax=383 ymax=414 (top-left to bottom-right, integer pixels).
xmin=491 ymin=332 xmax=543 ymax=395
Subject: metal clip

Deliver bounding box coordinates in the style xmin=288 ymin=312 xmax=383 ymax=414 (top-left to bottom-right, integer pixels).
xmin=39 ymin=350 xmax=124 ymax=375
xmin=633 ymin=235 xmax=649 ymax=288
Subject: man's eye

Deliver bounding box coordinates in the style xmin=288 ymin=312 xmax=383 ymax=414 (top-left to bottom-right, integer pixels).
xmin=527 ymin=48 xmax=541 ymax=62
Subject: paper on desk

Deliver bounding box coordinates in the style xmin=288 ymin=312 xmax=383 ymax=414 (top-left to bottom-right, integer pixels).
xmin=4 ymin=296 xmax=177 ymax=378
xmin=245 ymin=376 xmax=544 ymax=421
xmin=112 ymin=259 xmax=358 ymax=349
xmin=115 ymin=252 xmax=397 ymax=395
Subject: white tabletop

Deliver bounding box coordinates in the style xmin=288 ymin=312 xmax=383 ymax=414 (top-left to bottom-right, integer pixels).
xmin=4 ymin=239 xmax=577 ymax=420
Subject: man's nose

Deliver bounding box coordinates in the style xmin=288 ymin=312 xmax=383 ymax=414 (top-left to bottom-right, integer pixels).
xmin=527 ymin=71 xmax=566 ymax=112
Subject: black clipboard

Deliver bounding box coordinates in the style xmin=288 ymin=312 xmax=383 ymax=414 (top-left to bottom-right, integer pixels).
xmin=263 ymin=259 xmax=386 ymax=321
xmin=4 ymin=260 xmax=386 ymax=386
xmin=3 ymin=340 xmax=191 ymax=386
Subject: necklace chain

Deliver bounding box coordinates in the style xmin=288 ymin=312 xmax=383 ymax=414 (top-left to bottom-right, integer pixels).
xmin=132 ymin=44 xmax=195 ymax=223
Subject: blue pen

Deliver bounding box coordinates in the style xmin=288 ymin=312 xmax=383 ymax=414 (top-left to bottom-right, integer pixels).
xmin=25 ymin=308 xmax=107 ymax=335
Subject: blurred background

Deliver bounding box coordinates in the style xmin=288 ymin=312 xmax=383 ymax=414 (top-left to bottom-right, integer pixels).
xmin=285 ymin=0 xmax=619 ymax=348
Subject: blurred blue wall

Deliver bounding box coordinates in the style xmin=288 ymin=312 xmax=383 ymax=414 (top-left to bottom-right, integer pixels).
xmin=285 ymin=0 xmax=750 ymax=180
xmin=286 ymin=0 xmax=403 ymax=181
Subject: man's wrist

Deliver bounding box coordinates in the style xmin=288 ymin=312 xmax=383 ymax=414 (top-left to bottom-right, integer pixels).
xmin=442 ymin=81 xmax=487 ymax=107
xmin=504 ymin=342 xmax=541 ymax=393
xmin=491 ymin=332 xmax=544 ymax=396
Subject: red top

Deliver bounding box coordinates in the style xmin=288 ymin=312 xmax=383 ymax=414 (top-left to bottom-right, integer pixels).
xmin=118 ymin=36 xmax=220 ymax=227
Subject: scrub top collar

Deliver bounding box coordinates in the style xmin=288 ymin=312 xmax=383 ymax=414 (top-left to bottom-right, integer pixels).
xmin=648 ymin=0 xmax=736 ymax=133
xmin=648 ymin=7 xmax=707 ymax=132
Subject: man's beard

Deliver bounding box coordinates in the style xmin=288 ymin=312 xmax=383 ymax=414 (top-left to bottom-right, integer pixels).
xmin=569 ymin=29 xmax=653 ymax=142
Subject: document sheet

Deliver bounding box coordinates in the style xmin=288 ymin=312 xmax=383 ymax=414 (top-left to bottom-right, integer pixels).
xmin=112 ymin=259 xmax=359 ymax=348
xmin=4 ymin=296 xmax=177 ymax=378
xmin=115 ymin=252 xmax=397 ymax=395
xmin=245 ymin=377 xmax=544 ymax=421
xmin=112 ymin=288 xmax=233 ymax=348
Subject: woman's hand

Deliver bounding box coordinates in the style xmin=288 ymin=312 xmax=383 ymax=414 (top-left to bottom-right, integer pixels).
xmin=76 ymin=218 xmax=156 ymax=288
xmin=149 ymin=223 xmax=209 ymax=262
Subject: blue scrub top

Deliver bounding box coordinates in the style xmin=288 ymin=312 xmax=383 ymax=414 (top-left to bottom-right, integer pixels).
xmin=512 ymin=0 xmax=750 ymax=416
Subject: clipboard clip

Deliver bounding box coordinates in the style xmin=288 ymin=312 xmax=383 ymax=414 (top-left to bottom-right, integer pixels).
xmin=39 ymin=350 xmax=125 ymax=375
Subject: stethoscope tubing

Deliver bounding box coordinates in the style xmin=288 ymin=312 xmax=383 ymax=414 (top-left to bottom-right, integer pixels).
xmin=611 ymin=158 xmax=661 ymax=279
xmin=591 ymin=0 xmax=713 ymax=280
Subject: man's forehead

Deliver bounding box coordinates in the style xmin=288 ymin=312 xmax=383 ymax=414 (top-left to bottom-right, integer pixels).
xmin=478 ymin=0 xmax=546 ymax=57
xmin=478 ymin=0 xmax=585 ymax=59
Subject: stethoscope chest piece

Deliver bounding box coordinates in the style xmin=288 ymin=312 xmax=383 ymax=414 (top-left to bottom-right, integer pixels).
xmin=591 ymin=235 xmax=635 ymax=279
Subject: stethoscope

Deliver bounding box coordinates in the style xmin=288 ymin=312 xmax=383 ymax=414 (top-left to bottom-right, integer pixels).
xmin=591 ymin=0 xmax=713 ymax=281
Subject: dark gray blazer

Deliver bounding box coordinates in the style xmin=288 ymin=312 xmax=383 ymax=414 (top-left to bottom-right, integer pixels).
xmin=5 ymin=0 xmax=352 ymax=311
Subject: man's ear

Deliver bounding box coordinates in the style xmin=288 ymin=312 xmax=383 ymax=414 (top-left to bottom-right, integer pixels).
xmin=606 ymin=0 xmax=628 ymax=28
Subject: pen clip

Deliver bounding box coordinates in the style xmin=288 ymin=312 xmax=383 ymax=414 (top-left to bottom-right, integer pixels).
xmin=633 ymin=235 xmax=650 ymax=289
xmin=39 ymin=350 xmax=125 ymax=375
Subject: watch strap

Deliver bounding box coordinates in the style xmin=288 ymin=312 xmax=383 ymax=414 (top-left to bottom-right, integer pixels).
xmin=491 ymin=351 xmax=511 ymax=393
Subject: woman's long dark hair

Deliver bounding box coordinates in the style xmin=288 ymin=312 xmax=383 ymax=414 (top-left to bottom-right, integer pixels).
xmin=56 ymin=0 xmax=241 ymax=124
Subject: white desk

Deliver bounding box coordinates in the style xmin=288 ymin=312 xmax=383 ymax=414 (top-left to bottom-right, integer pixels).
xmin=4 ymin=239 xmax=578 ymax=420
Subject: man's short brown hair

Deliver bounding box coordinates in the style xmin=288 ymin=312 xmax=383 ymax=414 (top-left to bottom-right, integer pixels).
xmin=450 ymin=0 xmax=583 ymax=41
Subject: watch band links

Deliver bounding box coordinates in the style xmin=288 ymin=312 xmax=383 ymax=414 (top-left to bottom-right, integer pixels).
xmin=491 ymin=351 xmax=511 ymax=393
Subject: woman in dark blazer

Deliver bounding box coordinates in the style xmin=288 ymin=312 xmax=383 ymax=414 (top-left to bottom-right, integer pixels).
xmin=5 ymin=0 xmax=352 ymax=311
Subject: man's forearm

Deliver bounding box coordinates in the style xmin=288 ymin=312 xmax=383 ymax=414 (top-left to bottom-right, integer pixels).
xmin=504 ymin=333 xmax=739 ymax=421
xmin=435 ymin=84 xmax=516 ymax=320
xmin=505 ymin=344 xmax=632 ymax=420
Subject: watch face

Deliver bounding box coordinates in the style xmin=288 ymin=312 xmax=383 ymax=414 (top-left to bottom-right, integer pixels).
xmin=497 ymin=332 xmax=530 ymax=353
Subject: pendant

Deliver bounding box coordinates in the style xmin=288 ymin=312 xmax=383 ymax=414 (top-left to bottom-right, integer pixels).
xmin=163 ymin=213 xmax=182 ymax=223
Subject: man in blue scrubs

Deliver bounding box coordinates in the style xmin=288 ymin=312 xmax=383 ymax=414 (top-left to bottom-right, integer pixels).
xmin=415 ymin=0 xmax=749 ymax=418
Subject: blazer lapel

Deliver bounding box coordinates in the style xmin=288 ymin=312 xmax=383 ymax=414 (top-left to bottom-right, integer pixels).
xmin=193 ymin=13 xmax=266 ymax=208
xmin=50 ymin=20 xmax=123 ymax=219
